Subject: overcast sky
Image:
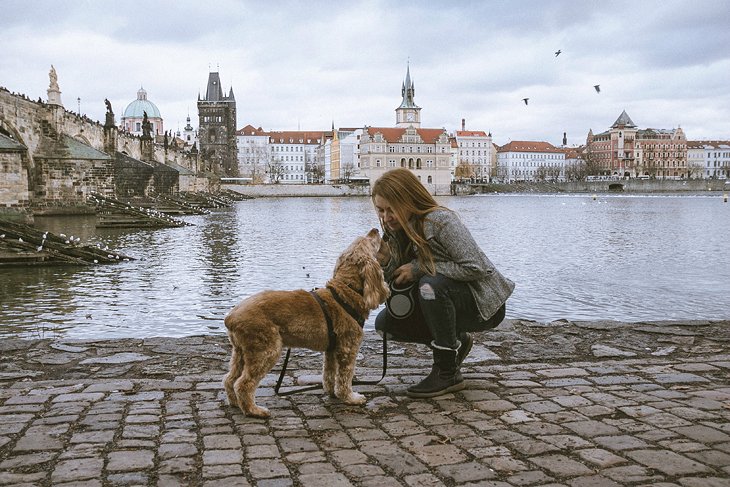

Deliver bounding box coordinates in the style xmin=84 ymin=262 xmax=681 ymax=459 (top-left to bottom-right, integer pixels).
xmin=1 ymin=0 xmax=728 ymax=146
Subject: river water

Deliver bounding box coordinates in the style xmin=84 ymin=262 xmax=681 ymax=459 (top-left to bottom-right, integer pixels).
xmin=1 ymin=193 xmax=728 ymax=339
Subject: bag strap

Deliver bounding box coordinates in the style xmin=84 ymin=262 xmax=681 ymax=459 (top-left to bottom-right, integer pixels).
xmin=274 ymin=334 xmax=388 ymax=396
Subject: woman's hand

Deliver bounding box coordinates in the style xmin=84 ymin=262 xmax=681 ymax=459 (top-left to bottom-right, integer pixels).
xmin=392 ymin=264 xmax=416 ymax=286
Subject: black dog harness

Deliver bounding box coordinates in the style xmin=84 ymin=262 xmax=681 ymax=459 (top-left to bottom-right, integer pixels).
xmin=311 ymin=286 xmax=365 ymax=352
xmin=274 ymin=286 xmax=387 ymax=395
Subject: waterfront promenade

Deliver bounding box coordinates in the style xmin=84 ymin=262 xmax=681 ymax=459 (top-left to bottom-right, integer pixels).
xmin=1 ymin=319 xmax=728 ymax=486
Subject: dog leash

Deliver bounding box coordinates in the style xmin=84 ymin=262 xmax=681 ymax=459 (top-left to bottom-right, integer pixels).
xmin=273 ymin=335 xmax=387 ymax=396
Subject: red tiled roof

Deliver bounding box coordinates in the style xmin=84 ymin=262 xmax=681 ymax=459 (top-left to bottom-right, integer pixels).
xmin=236 ymin=124 xmax=266 ymax=136
xmin=687 ymin=140 xmax=730 ymax=148
xmin=267 ymin=130 xmax=327 ymax=144
xmin=497 ymin=141 xmax=562 ymax=153
xmin=456 ymin=130 xmax=488 ymax=137
xmin=366 ymin=127 xmax=447 ymax=144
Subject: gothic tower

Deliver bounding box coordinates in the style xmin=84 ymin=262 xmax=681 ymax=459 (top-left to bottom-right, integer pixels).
xmin=197 ymin=71 xmax=238 ymax=176
xmin=395 ymin=63 xmax=421 ymax=128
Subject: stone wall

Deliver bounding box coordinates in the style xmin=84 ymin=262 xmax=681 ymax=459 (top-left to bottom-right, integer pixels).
xmin=0 ymin=152 xmax=30 ymax=207
xmin=35 ymin=156 xmax=115 ymax=205
xmin=224 ymin=183 xmax=371 ymax=197
xmin=462 ymin=179 xmax=730 ymax=195
xmin=114 ymin=154 xmax=155 ymax=198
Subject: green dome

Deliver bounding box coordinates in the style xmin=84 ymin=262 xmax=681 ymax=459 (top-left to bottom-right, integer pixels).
xmin=123 ymin=87 xmax=161 ymax=119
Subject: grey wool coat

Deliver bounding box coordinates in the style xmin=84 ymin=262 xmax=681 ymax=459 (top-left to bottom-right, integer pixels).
xmin=383 ymin=208 xmax=515 ymax=322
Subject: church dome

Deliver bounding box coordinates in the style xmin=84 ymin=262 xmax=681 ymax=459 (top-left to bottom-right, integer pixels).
xmin=123 ymin=87 xmax=161 ymax=119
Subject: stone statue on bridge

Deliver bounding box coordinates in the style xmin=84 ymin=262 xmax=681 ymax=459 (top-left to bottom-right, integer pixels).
xmin=141 ymin=111 xmax=152 ymax=140
xmin=104 ymin=98 xmax=115 ymax=127
xmin=47 ymin=65 xmax=62 ymax=106
xmin=49 ymin=65 xmax=59 ymax=91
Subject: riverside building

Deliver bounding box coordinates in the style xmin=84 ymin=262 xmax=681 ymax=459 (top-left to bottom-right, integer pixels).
xmin=454 ymin=119 xmax=494 ymax=181
xmin=359 ymin=65 xmax=452 ymax=194
xmin=687 ymin=140 xmax=730 ymax=179
xmin=585 ymin=110 xmax=687 ymax=179
xmin=496 ymin=141 xmax=566 ymax=182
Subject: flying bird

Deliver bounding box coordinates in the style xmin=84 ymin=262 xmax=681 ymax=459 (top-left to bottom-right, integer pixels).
xmin=522 ymin=98 xmax=529 ymax=105
xmin=554 ymin=50 xmax=561 ymax=57
xmin=594 ymin=85 xmax=601 ymax=93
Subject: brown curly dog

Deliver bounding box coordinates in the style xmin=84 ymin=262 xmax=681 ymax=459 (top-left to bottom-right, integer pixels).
xmin=223 ymin=228 xmax=390 ymax=418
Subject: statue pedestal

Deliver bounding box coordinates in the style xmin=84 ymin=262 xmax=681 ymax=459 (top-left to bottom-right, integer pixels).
xmin=47 ymin=88 xmax=62 ymax=107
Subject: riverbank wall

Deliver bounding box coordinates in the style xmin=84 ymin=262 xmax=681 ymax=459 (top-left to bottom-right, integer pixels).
xmin=223 ymin=180 xmax=729 ymax=198
xmin=223 ymin=183 xmax=371 ymax=198
xmin=463 ymin=179 xmax=730 ymax=195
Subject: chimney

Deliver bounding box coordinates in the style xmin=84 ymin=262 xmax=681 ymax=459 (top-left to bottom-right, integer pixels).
xmin=461 ymin=119 xmax=465 ymax=131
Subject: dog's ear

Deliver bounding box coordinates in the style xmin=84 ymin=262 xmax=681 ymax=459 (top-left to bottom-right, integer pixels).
xmin=361 ymin=255 xmax=390 ymax=309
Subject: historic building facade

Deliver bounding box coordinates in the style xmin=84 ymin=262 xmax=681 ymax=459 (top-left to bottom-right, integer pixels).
xmin=586 ymin=111 xmax=687 ymax=179
xmin=454 ymin=119 xmax=494 ymax=181
xmin=236 ymin=126 xmax=326 ymax=183
xmin=496 ymin=141 xmax=566 ymax=182
xmin=359 ymin=65 xmax=451 ymax=194
xmin=197 ymin=72 xmax=238 ymax=176
xmin=687 ymin=140 xmax=730 ymax=179
xmin=120 ymin=87 xmax=164 ymax=136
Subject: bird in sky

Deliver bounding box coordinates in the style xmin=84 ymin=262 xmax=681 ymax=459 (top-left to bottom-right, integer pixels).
xmin=555 ymin=50 xmax=561 ymax=57
xmin=594 ymin=84 xmax=601 ymax=93
xmin=522 ymin=98 xmax=529 ymax=105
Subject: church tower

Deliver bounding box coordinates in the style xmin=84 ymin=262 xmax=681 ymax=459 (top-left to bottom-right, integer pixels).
xmin=197 ymin=71 xmax=238 ymax=176
xmin=395 ymin=63 xmax=421 ymax=128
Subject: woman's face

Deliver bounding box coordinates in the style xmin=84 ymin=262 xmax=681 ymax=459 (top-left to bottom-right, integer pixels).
xmin=374 ymin=195 xmax=405 ymax=231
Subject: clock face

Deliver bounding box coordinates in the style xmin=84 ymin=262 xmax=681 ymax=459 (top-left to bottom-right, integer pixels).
xmin=406 ymin=113 xmax=414 ymax=122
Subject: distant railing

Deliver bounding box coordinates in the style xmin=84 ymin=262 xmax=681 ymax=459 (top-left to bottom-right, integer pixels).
xmin=220 ymin=177 xmax=253 ymax=184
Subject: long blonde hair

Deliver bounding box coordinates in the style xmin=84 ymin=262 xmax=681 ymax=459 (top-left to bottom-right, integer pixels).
xmin=371 ymin=168 xmax=441 ymax=275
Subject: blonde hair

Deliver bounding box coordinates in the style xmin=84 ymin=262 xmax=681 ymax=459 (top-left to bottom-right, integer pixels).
xmin=371 ymin=168 xmax=441 ymax=274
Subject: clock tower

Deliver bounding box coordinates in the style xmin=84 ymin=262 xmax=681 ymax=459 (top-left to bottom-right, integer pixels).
xmin=395 ymin=63 xmax=421 ymax=128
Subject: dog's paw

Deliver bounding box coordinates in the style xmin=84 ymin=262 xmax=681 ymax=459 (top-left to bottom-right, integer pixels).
xmin=244 ymin=405 xmax=271 ymax=419
xmin=342 ymin=392 xmax=367 ymax=405
xmin=323 ymin=381 xmax=336 ymax=397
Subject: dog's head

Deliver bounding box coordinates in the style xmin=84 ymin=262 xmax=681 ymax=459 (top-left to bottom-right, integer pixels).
xmin=334 ymin=228 xmax=390 ymax=309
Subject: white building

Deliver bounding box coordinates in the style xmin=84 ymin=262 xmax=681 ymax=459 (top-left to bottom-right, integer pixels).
xmin=454 ymin=125 xmax=494 ymax=181
xmin=236 ymin=125 xmax=269 ymax=182
xmin=687 ymin=140 xmax=730 ymax=179
xmin=497 ymin=141 xmax=566 ymax=182
xmin=236 ymin=126 xmax=327 ymax=184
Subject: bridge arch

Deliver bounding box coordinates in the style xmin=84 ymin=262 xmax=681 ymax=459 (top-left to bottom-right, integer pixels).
xmin=0 ymin=118 xmax=35 ymax=198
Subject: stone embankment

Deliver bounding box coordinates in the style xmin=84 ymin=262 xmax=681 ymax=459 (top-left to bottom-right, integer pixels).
xmin=1 ymin=319 xmax=728 ymax=486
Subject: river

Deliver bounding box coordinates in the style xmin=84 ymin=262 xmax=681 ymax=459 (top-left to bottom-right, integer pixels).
xmin=1 ymin=193 xmax=728 ymax=339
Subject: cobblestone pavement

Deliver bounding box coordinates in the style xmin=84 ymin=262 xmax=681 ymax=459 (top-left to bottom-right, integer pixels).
xmin=1 ymin=319 xmax=729 ymax=486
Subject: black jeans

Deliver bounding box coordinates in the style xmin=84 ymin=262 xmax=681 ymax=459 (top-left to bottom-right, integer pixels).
xmin=375 ymin=273 xmax=505 ymax=349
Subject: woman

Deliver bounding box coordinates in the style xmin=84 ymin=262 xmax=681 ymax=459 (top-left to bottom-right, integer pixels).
xmin=372 ymin=168 xmax=515 ymax=398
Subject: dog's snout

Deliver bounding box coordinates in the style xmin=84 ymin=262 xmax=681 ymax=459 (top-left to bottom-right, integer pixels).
xmin=367 ymin=228 xmax=379 ymax=237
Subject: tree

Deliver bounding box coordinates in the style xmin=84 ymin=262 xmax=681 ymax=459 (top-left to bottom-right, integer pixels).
xmin=581 ymin=144 xmax=602 ymax=177
xmin=454 ymin=161 xmax=475 ymax=180
xmin=340 ymin=161 xmax=356 ymax=182
xmin=535 ymin=165 xmax=548 ymax=182
xmin=564 ymin=160 xmax=587 ymax=181
xmin=267 ymin=157 xmax=287 ymax=183
xmin=687 ymin=162 xmax=704 ymax=180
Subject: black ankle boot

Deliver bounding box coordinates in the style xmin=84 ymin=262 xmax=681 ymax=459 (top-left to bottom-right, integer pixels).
xmin=407 ymin=342 xmax=465 ymax=398
xmin=457 ymin=332 xmax=472 ymax=366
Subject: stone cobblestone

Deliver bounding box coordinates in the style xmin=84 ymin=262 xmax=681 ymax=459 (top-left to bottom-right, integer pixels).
xmin=0 ymin=319 xmax=729 ymax=485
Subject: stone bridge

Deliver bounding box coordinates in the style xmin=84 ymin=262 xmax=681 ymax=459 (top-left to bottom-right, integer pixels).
xmin=0 ymin=82 xmax=208 ymax=215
